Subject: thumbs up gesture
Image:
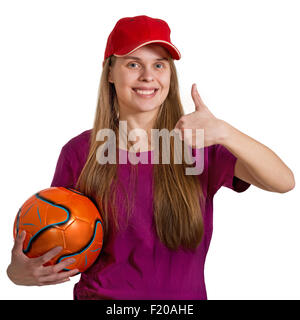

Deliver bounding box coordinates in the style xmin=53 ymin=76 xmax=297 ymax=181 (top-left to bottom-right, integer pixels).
xmin=174 ymin=84 xmax=226 ymax=148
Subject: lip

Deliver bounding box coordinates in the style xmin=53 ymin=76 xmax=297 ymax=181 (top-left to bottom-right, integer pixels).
xmin=132 ymin=88 xmax=158 ymax=98
xmin=132 ymin=87 xmax=159 ymax=90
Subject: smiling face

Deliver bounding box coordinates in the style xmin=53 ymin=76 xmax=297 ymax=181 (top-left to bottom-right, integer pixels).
xmin=108 ymin=44 xmax=171 ymax=116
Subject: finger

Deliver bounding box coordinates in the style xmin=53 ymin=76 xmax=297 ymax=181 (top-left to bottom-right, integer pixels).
xmin=174 ymin=127 xmax=183 ymax=141
xmin=191 ymin=84 xmax=201 ymax=111
xmin=53 ymin=258 xmax=77 ymax=273
xmin=40 ymin=278 xmax=71 ymax=286
xmin=39 ymin=268 xmax=79 ymax=283
xmin=192 ymin=84 xmax=205 ymax=110
xmin=13 ymin=230 xmax=26 ymax=253
xmin=174 ymin=122 xmax=180 ymax=131
xmin=32 ymin=246 xmax=63 ymax=266
xmin=40 ymin=258 xmax=76 ymax=276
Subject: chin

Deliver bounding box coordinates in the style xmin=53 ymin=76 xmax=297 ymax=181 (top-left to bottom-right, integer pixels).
xmin=134 ymin=105 xmax=161 ymax=113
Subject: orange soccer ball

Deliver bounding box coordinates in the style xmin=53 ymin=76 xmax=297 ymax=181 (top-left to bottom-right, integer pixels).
xmin=13 ymin=187 xmax=104 ymax=273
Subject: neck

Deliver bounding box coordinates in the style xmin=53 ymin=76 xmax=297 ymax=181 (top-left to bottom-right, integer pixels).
xmin=118 ymin=110 xmax=158 ymax=152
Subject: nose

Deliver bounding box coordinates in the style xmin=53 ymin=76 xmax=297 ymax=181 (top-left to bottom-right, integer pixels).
xmin=139 ymin=66 xmax=154 ymax=82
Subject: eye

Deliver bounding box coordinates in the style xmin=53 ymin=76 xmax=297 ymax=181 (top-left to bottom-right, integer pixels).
xmin=155 ymin=63 xmax=164 ymax=69
xmin=128 ymin=62 xmax=139 ymax=68
xmin=127 ymin=62 xmax=165 ymax=69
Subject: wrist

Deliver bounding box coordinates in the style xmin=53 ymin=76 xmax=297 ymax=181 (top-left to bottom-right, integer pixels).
xmin=215 ymin=119 xmax=231 ymax=145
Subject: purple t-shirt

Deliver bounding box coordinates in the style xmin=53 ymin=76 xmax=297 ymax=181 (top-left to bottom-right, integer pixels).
xmin=50 ymin=129 xmax=250 ymax=300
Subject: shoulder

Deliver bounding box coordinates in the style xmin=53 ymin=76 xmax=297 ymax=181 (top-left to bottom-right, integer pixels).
xmin=62 ymin=129 xmax=91 ymax=150
xmin=207 ymin=143 xmax=234 ymax=163
xmin=206 ymin=143 xmax=236 ymax=177
xmin=61 ymin=129 xmax=92 ymax=161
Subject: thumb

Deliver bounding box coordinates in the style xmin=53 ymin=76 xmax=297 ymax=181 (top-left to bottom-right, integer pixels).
xmin=13 ymin=230 xmax=26 ymax=253
xmin=192 ymin=83 xmax=206 ymax=112
xmin=192 ymin=84 xmax=201 ymax=111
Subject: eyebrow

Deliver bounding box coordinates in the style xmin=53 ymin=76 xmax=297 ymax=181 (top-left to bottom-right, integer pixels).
xmin=122 ymin=56 xmax=169 ymax=61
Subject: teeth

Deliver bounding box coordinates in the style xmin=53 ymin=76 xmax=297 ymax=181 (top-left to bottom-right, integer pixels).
xmin=135 ymin=89 xmax=156 ymax=95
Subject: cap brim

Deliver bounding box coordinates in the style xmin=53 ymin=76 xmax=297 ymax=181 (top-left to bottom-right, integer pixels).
xmin=114 ymin=40 xmax=181 ymax=60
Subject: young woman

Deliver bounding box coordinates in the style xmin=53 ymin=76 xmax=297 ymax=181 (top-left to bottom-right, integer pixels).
xmin=7 ymin=15 xmax=295 ymax=299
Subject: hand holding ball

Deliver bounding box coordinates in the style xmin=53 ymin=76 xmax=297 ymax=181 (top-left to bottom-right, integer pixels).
xmin=13 ymin=187 xmax=104 ymax=273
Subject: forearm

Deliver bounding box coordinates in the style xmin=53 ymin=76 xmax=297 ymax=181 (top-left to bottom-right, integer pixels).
xmin=217 ymin=120 xmax=295 ymax=193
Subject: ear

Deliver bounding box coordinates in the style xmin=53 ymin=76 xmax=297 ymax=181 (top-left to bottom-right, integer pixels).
xmin=108 ymin=67 xmax=114 ymax=84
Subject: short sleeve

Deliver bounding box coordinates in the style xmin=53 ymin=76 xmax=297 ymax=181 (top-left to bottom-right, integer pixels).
xmin=50 ymin=146 xmax=75 ymax=188
xmin=208 ymin=144 xmax=251 ymax=197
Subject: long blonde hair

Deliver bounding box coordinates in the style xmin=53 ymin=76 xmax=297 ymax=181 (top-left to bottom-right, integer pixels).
xmin=76 ymin=55 xmax=205 ymax=251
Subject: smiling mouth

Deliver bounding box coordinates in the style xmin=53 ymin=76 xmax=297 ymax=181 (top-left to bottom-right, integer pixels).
xmin=132 ymin=88 xmax=159 ymax=97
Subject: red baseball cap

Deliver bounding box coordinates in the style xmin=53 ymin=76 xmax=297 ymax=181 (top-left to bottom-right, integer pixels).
xmin=103 ymin=15 xmax=181 ymax=66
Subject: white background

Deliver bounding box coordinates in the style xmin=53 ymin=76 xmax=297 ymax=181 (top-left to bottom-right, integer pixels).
xmin=0 ymin=0 xmax=299 ymax=300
